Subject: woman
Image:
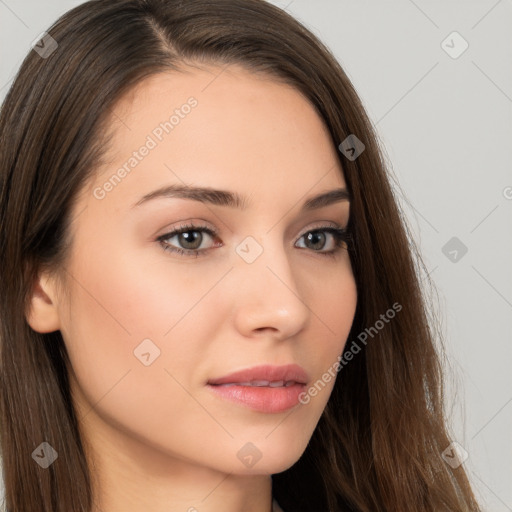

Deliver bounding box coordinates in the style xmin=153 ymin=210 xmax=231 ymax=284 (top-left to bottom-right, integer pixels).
xmin=0 ymin=0 xmax=481 ymax=511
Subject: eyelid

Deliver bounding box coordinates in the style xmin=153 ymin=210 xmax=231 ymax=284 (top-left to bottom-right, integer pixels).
xmin=154 ymin=218 xmax=218 ymax=238
xmin=300 ymin=220 xmax=344 ymax=232
xmin=157 ymin=219 xmax=346 ymax=240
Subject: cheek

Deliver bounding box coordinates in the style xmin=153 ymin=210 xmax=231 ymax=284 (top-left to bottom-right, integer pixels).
xmin=59 ymin=230 xmax=358 ymax=474
xmin=299 ymin=264 xmax=357 ymax=405
xmin=304 ymin=261 xmax=358 ymax=356
xmin=65 ymin=228 xmax=225 ymax=342
xmin=60 ymin=247 xmax=230 ymax=464
xmin=59 ymin=236 xmax=230 ymax=410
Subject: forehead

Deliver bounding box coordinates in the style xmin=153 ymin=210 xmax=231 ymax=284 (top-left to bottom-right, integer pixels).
xmin=81 ymin=64 xmax=346 ymax=215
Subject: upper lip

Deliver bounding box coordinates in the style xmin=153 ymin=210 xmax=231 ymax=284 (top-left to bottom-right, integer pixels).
xmin=207 ymin=364 xmax=309 ymax=385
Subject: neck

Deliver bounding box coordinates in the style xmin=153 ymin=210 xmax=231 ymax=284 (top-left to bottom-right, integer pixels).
xmin=83 ymin=417 xmax=274 ymax=512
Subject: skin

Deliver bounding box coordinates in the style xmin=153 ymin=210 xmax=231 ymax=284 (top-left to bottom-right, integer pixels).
xmin=26 ymin=64 xmax=357 ymax=512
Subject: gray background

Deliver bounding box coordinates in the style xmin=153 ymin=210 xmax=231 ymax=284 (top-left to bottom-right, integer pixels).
xmin=1 ymin=0 xmax=511 ymax=510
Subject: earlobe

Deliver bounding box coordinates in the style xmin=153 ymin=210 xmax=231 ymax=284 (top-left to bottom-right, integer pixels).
xmin=25 ymin=274 xmax=61 ymax=333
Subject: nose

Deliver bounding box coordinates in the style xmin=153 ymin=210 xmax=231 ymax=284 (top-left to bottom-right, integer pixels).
xmin=231 ymin=235 xmax=310 ymax=340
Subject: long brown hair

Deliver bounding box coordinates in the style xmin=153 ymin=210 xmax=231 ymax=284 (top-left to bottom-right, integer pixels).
xmin=0 ymin=1 xmax=481 ymax=510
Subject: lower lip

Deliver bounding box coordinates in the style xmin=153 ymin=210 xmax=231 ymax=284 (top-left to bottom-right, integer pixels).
xmin=206 ymin=383 xmax=305 ymax=413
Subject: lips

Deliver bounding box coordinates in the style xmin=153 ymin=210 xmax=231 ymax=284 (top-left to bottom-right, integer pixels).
xmin=218 ymin=380 xmax=297 ymax=387
xmin=207 ymin=364 xmax=309 ymax=387
xmin=206 ymin=364 xmax=309 ymax=413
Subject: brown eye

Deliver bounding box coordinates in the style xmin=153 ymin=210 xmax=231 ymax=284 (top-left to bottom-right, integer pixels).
xmin=157 ymin=223 xmax=218 ymax=257
xmin=295 ymin=227 xmax=350 ymax=256
xmin=172 ymin=230 xmax=204 ymax=250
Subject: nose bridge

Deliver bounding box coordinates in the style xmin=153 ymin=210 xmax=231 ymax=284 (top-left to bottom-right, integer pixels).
xmin=231 ymin=231 xmax=310 ymax=336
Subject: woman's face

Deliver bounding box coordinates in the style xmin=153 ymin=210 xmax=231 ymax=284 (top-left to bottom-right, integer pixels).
xmin=44 ymin=65 xmax=357 ymax=477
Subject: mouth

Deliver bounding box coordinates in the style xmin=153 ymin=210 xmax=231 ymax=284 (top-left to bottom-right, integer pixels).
xmin=213 ymin=380 xmax=301 ymax=387
xmin=206 ymin=364 xmax=308 ymax=413
xmin=207 ymin=363 xmax=308 ymax=386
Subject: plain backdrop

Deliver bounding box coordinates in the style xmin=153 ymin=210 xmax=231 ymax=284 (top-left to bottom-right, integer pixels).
xmin=1 ymin=1 xmax=511 ymax=510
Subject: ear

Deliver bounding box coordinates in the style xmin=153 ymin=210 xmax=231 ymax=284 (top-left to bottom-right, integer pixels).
xmin=25 ymin=272 xmax=61 ymax=333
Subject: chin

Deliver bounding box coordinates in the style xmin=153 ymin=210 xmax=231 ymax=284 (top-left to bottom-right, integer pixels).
xmin=227 ymin=438 xmax=309 ymax=476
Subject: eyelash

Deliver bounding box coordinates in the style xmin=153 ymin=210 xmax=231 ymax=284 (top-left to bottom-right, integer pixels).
xmin=157 ymin=222 xmax=352 ymax=259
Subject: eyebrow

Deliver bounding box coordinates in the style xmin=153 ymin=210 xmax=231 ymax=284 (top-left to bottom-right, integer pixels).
xmin=131 ymin=184 xmax=351 ymax=211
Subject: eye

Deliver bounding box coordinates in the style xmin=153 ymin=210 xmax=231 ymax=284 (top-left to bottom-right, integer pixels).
xmin=156 ymin=223 xmax=352 ymax=258
xmin=157 ymin=222 xmax=219 ymax=258
xmin=295 ymin=227 xmax=351 ymax=258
